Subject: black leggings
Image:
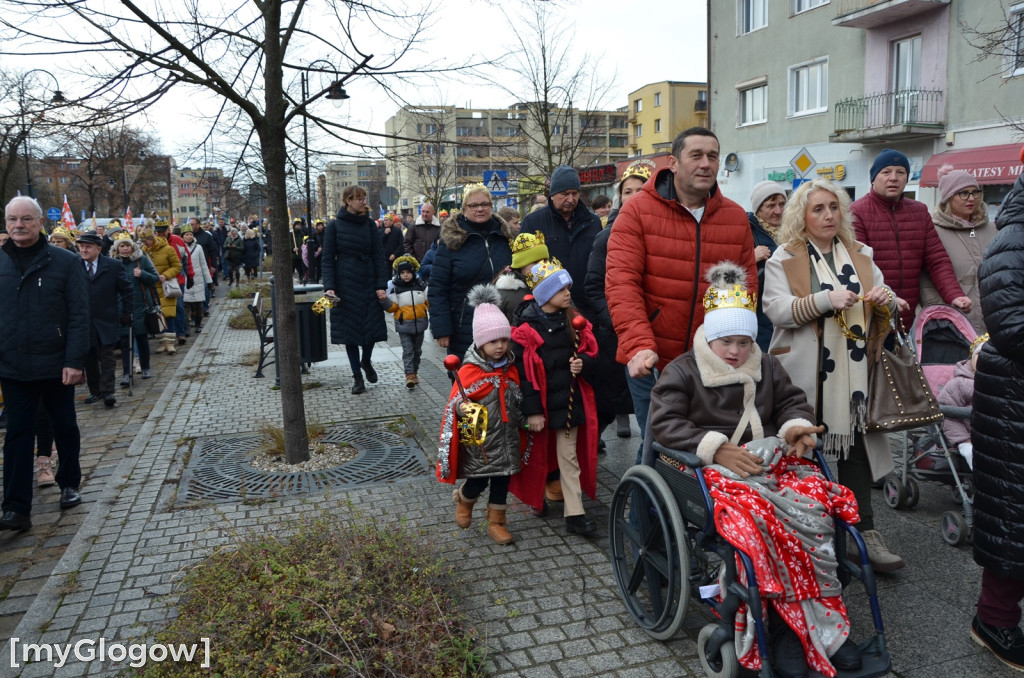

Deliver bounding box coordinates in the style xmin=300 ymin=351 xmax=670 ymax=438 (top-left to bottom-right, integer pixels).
xmin=460 ymin=475 xmax=510 ymax=505
xmin=345 ymin=343 xmax=375 ymax=375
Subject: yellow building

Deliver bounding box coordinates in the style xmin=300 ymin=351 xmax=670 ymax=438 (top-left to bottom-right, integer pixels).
xmin=627 ymin=81 xmax=708 ymax=156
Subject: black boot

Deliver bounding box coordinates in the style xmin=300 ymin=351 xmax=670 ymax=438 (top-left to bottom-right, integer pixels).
xmin=351 ymin=373 xmax=366 ymax=395
xmin=361 ymin=358 xmax=378 ymax=383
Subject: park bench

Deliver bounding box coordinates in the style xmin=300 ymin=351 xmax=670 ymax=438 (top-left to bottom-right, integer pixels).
xmin=248 ymin=291 xmax=275 ymax=378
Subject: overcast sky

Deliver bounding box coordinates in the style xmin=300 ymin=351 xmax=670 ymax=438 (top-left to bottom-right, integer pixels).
xmin=2 ymin=0 xmax=707 ymax=168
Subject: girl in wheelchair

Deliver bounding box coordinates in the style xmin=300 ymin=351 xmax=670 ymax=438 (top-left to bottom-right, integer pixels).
xmin=648 ymin=262 xmax=862 ymax=678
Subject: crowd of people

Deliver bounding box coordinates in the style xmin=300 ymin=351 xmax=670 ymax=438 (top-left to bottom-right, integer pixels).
xmin=4 ymin=132 xmax=1023 ymax=675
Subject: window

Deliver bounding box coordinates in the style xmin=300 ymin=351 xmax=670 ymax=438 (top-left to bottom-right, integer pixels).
xmin=654 ymin=92 xmax=662 ymax=107
xmin=655 ymin=118 xmax=662 ymax=133
xmin=634 ymin=98 xmax=643 ymax=113
xmin=739 ymin=0 xmax=767 ymax=34
xmin=416 ymin=123 xmax=422 ymax=134
xmin=59 ymin=176 xmax=67 ymax=184
xmin=739 ymin=83 xmax=767 ymax=125
xmin=794 ymin=0 xmax=828 ymax=13
xmin=788 ymin=58 xmax=828 ymax=116
xmin=1010 ymin=4 xmax=1024 ymax=75
xmin=892 ymin=35 xmax=922 ymax=124
xmin=635 ymin=123 xmax=643 ymax=138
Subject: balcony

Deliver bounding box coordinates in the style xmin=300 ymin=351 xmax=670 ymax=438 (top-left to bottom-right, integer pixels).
xmin=830 ymin=89 xmax=944 ymax=143
xmin=694 ymin=99 xmax=708 ymax=112
xmin=833 ymin=0 xmax=949 ymax=29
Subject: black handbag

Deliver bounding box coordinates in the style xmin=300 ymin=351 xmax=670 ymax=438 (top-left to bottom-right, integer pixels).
xmin=144 ymin=286 xmax=167 ymax=335
xmin=865 ymin=326 xmax=943 ymax=432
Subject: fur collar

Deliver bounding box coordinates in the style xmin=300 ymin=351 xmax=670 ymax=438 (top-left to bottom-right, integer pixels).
xmin=494 ymin=270 xmax=527 ymax=291
xmin=439 ymin=212 xmax=515 ymax=251
xmin=114 ymin=240 xmax=144 ymax=262
xmin=692 ymin=326 xmax=764 ymax=441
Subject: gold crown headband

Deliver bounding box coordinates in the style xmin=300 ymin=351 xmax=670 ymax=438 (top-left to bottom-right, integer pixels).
xmin=462 ymin=182 xmax=490 ymax=201
xmin=510 ymin=231 xmax=545 ymax=254
xmin=524 ymin=257 xmax=564 ymax=290
xmin=970 ymin=333 xmax=990 ymax=355
xmin=113 ymin=232 xmax=134 ymax=242
xmin=621 ymin=161 xmax=654 ymax=183
xmin=702 ymin=283 xmax=757 ymax=314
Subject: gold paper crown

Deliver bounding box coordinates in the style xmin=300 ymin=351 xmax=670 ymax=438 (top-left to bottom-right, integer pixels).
xmin=113 ymin=231 xmax=133 ymax=242
xmin=524 ymin=257 xmax=564 ymax=290
xmin=621 ymin=160 xmax=655 ymax=183
xmin=510 ymin=231 xmax=545 ymax=255
xmin=702 ymin=262 xmax=757 ymax=314
xmin=969 ymin=333 xmax=990 ymax=356
xmin=108 ymin=219 xmax=121 ymax=227
xmin=49 ymin=227 xmax=73 ymax=241
xmin=312 ymin=295 xmax=338 ymax=315
xmin=154 ymin=219 xmax=171 ymax=228
xmin=462 ymin=182 xmax=490 ymax=202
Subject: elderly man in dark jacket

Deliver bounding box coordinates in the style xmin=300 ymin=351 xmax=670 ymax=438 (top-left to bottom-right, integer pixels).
xmin=0 ymin=196 xmax=91 ymax=531
xmin=970 ymin=155 xmax=1024 ymax=671
xmin=77 ymin=232 xmax=133 ymax=408
xmin=520 ymin=165 xmax=603 ymax=319
xmin=404 ymin=202 xmax=441 ymax=262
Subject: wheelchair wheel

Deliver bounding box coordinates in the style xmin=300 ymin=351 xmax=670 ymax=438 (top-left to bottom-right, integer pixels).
xmin=940 ymin=511 xmax=967 ymax=547
xmin=697 ymin=623 xmax=739 ymax=678
xmin=608 ymin=465 xmax=690 ymax=640
xmin=904 ymin=477 xmax=920 ymax=508
xmin=883 ymin=476 xmax=907 ymax=509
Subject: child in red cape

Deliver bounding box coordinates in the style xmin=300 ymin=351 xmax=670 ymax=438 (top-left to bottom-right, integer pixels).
xmin=510 ymin=260 xmax=600 ymax=535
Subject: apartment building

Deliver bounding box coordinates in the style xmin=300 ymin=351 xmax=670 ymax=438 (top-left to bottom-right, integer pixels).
xmin=711 ymin=0 xmax=1023 ymax=210
xmin=323 ymin=160 xmax=387 ymax=217
xmin=627 ymin=81 xmax=709 ymax=156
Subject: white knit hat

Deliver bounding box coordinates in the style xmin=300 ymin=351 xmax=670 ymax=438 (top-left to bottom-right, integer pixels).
xmin=702 ymin=262 xmax=757 ymax=342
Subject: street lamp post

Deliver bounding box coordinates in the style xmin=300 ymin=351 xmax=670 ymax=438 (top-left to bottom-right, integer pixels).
xmin=19 ymin=69 xmax=66 ymax=199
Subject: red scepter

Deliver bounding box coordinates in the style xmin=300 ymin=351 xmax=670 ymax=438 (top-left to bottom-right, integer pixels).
xmin=565 ymin=315 xmax=588 ymax=438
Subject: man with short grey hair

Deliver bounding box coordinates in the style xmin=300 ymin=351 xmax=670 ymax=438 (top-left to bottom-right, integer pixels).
xmin=0 ymin=196 xmax=90 ymax=531
xmin=404 ymin=202 xmax=441 ymax=262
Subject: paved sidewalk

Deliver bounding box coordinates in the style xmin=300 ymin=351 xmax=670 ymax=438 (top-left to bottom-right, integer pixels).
xmin=0 ymin=291 xmax=1016 ymax=677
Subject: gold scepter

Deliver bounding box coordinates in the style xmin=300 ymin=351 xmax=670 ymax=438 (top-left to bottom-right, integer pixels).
xmin=443 ymin=355 xmax=489 ymax=459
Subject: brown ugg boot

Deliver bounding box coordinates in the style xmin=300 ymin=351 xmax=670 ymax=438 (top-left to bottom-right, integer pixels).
xmin=486 ymin=504 xmax=514 ymax=545
xmin=453 ymin=486 xmax=476 ymax=529
xmin=545 ymin=478 xmax=564 ymax=502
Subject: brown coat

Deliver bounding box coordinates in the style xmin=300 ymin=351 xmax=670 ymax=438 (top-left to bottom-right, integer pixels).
xmin=650 ymin=326 xmax=815 ymax=466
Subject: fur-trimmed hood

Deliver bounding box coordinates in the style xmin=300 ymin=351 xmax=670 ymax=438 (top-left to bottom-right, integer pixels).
xmin=113 ymin=239 xmax=145 ymax=262
xmin=439 ymin=211 xmax=516 ymax=251
xmin=494 ymin=269 xmax=528 ymax=291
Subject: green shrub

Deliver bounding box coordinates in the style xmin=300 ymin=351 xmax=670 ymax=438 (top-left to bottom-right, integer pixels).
xmin=138 ymin=515 xmax=487 ymax=677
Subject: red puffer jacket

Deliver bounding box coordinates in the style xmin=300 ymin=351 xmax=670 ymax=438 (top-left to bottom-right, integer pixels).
xmin=606 ymin=169 xmax=756 ymax=371
xmin=851 ymin=190 xmax=963 ymax=328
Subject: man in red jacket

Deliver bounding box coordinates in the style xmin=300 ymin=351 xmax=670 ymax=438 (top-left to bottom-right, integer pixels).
xmin=851 ymin=149 xmax=970 ymax=329
xmin=606 ymin=127 xmax=756 ymax=462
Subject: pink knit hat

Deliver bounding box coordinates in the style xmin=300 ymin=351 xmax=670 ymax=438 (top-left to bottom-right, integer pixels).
xmin=937 ymin=164 xmax=980 ymax=204
xmin=468 ymin=284 xmax=511 ymax=348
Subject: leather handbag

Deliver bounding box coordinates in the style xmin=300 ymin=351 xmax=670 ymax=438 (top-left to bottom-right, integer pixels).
xmin=866 ymin=326 xmax=943 ymax=433
xmin=162 ymin=278 xmax=183 ymax=299
xmin=144 ymin=286 xmax=168 ymax=335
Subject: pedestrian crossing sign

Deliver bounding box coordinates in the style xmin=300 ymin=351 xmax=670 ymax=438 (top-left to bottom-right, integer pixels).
xmin=483 ymin=170 xmax=508 ymax=196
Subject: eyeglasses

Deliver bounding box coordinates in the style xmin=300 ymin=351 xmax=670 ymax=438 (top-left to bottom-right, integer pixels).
xmin=955 ymin=189 xmax=983 ymax=201
xmin=464 ymin=202 xmax=491 ymax=210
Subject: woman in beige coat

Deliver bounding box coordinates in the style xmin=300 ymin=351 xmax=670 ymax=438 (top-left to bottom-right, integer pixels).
xmin=922 ymin=166 xmax=995 ymax=334
xmin=763 ymin=179 xmax=904 ymax=574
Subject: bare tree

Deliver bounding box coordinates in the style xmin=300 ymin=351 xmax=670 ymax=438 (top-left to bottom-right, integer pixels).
xmin=0 ymin=0 xmax=460 ymax=464
xmin=961 ymin=7 xmax=1024 ymax=135
xmin=0 ymin=69 xmax=67 ymax=206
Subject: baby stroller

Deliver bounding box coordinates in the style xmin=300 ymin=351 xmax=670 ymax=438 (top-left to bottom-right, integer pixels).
xmin=882 ymin=304 xmax=976 ymax=546
xmin=608 ymin=441 xmax=892 ymax=678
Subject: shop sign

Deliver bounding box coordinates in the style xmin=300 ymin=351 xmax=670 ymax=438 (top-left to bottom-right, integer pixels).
xmin=814 ymin=164 xmax=846 ymax=181
xmin=578 ymin=164 xmax=617 ymax=185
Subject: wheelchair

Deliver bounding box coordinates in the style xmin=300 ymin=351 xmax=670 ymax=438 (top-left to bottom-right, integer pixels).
xmin=607 ymin=440 xmax=893 ymax=678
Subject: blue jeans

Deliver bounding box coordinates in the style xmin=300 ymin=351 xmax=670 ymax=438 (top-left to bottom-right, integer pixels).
xmin=174 ymin=296 xmax=187 ymax=337
xmin=626 ymin=368 xmax=656 ymax=465
xmin=1 ymin=378 xmax=81 ymax=515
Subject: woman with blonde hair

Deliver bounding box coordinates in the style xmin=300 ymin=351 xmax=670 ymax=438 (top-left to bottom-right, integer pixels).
xmin=139 ymin=224 xmax=182 ymax=355
xmin=763 ymin=179 xmax=905 ymax=573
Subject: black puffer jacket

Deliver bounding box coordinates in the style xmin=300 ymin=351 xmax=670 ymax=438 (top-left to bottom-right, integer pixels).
xmin=583 ymin=225 xmax=632 ymax=417
xmin=520 ymin=202 xmax=602 ymax=318
xmin=322 ymin=207 xmax=389 ymax=346
xmin=511 ymin=302 xmax=597 ymax=430
xmin=0 ymin=239 xmax=90 ymax=379
xmin=427 ymin=213 xmax=514 ymax=358
xmin=972 ymin=171 xmax=1024 ymax=579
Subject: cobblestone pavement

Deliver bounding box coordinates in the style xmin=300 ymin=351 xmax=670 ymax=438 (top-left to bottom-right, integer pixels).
xmin=0 ymin=290 xmax=1015 ymax=677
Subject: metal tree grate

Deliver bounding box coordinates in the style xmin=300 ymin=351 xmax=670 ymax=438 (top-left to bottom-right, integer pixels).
xmin=177 ymin=423 xmax=429 ymax=505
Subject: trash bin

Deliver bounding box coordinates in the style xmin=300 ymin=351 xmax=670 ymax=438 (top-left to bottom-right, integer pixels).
xmin=293 ymin=284 xmax=327 ymax=364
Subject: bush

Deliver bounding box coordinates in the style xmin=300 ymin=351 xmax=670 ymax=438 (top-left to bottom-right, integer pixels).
xmin=140 ymin=515 xmax=487 ymax=677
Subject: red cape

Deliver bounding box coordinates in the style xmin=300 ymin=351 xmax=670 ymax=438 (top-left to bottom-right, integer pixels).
xmin=436 ymin=362 xmax=524 ymax=484
xmin=508 ymin=319 xmax=599 ymax=510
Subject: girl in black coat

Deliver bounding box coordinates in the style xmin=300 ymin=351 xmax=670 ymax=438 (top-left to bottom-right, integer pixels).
xmin=970 ymin=164 xmax=1024 ymax=670
xmin=322 ymin=186 xmax=389 ymax=394
xmin=427 ymin=185 xmax=515 ymax=360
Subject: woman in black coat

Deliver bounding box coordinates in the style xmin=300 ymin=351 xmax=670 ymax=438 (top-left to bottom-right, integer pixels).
xmin=242 ymin=229 xmax=262 ymax=280
xmin=427 ymin=184 xmax=515 ymax=360
xmin=113 ymin=235 xmax=160 ymax=381
xmin=322 ymin=185 xmax=389 ymax=394
xmin=970 ymin=165 xmax=1024 ymax=669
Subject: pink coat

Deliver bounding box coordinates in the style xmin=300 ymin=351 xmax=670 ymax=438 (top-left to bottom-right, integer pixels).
xmin=938 ymin=360 xmax=974 ymax=445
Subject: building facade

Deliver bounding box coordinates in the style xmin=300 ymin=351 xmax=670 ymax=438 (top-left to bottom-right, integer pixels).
xmin=627 ymin=81 xmax=709 ymax=157
xmin=710 ymin=0 xmax=1023 ymax=212
xmin=323 ymin=160 xmax=387 ymax=218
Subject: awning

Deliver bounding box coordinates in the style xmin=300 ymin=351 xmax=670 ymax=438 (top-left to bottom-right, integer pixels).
xmin=920 ymin=143 xmax=1023 ymax=187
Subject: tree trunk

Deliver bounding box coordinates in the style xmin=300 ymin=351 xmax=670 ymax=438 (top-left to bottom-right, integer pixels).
xmin=261 ymin=0 xmax=308 ymax=464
